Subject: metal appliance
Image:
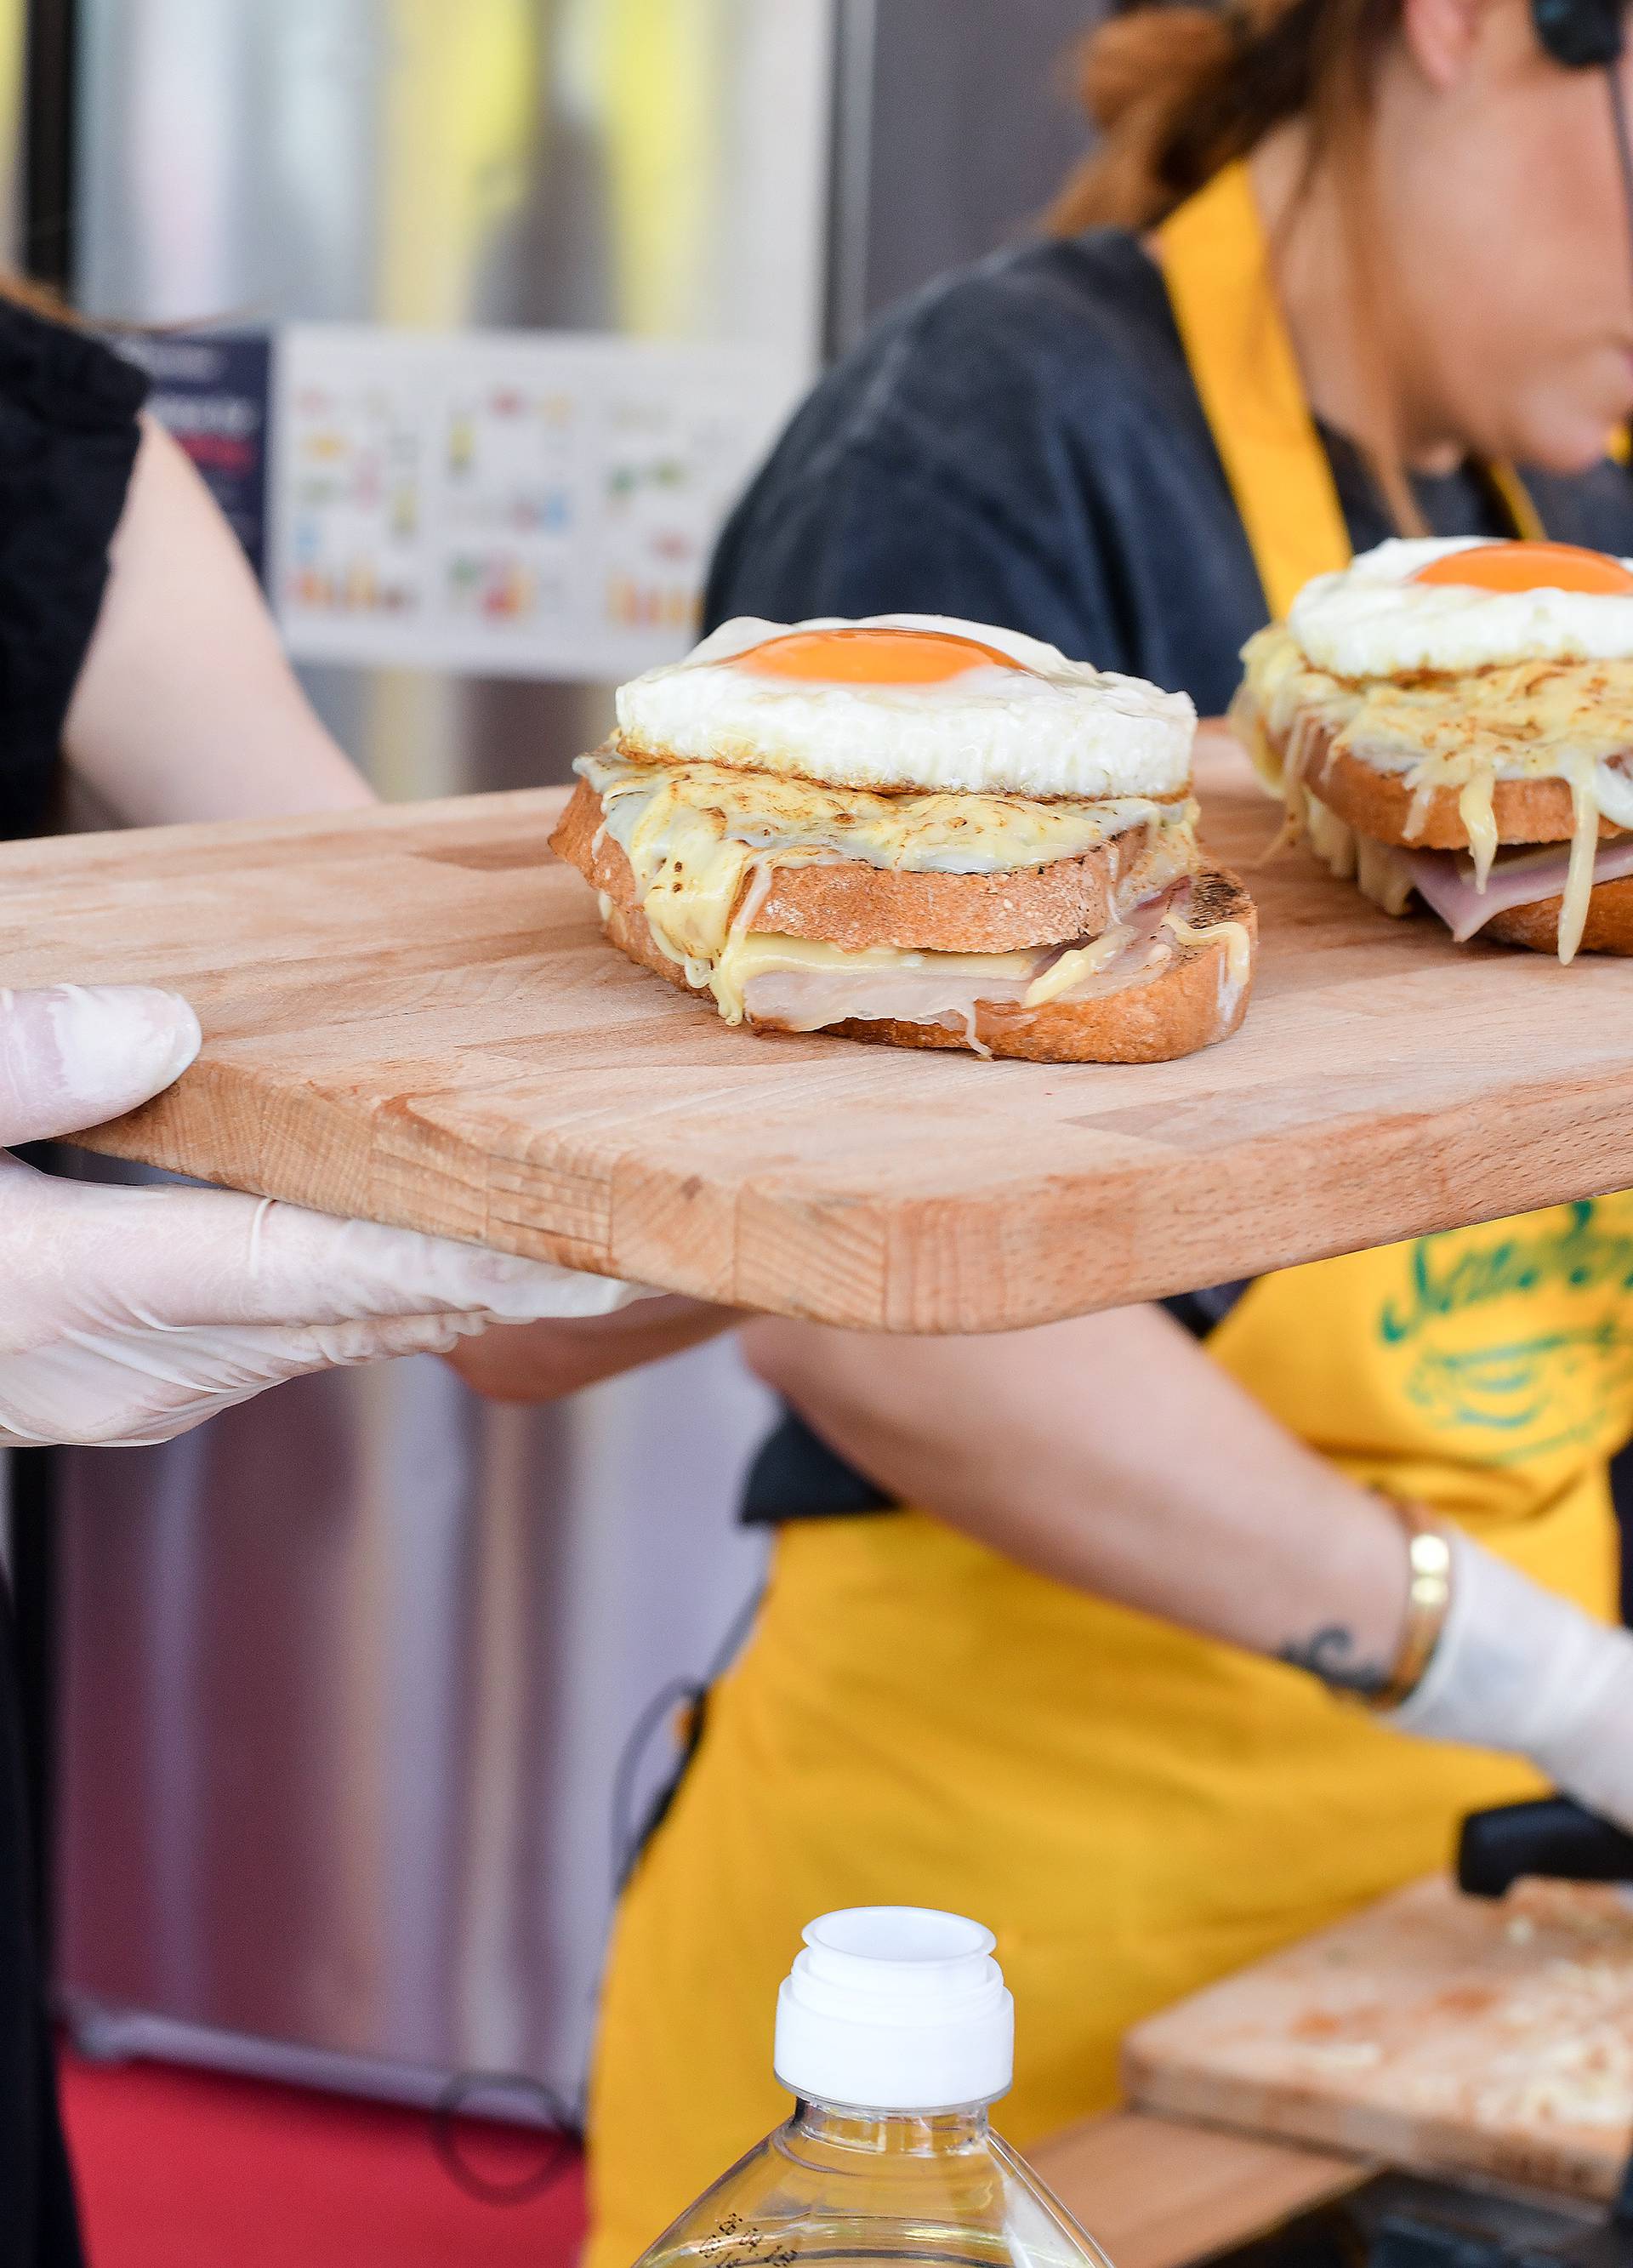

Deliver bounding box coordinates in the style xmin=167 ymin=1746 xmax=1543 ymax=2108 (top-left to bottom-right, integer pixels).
xmin=42 ymin=0 xmax=1110 ymax=2117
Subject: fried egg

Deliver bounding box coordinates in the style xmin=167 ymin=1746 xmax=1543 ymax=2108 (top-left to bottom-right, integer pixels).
xmin=1289 ymin=539 xmax=1633 ymax=678
xmin=613 ymin=613 xmax=1197 ymax=800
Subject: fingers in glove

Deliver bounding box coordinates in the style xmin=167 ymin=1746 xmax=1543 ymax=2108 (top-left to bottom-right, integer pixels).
xmin=241 ymin=1205 xmax=640 ymax=1325
xmin=0 ymin=985 xmax=200 ymax=1148
xmin=0 ymin=1309 xmax=487 ymax=1447
xmin=11 ymin=1177 xmax=640 ymax=1335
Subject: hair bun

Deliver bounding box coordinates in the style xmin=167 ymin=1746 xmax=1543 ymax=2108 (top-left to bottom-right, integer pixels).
xmin=1073 ymin=7 xmax=1239 ymax=136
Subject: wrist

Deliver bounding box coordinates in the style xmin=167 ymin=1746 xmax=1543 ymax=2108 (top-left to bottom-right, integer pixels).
xmin=1384 ymin=1531 xmax=1630 ymax=1781
xmin=1359 ymin=1498 xmax=1455 ymax=1712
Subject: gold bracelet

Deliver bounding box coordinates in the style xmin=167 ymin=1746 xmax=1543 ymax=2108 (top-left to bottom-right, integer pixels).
xmin=1365 ymin=1499 xmax=1455 ymax=1712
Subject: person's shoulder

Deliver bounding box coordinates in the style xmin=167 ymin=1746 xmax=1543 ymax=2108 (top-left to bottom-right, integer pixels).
xmin=0 ymin=294 xmax=149 ymax=432
xmin=748 ymin=230 xmax=1187 ymax=518
xmin=847 ymin=231 xmax=1181 ymax=436
xmin=906 ymin=229 xmax=1179 ymax=369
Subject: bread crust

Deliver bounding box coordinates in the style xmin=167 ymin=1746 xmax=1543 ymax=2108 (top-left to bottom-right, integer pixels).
xmin=1266 ymin=711 xmax=1627 ymax=849
xmin=573 ymin=823 xmax=1255 ymax=1063
xmin=1480 ymin=875 xmax=1633 ymax=954
xmin=550 ymin=775 xmax=1187 ymax=954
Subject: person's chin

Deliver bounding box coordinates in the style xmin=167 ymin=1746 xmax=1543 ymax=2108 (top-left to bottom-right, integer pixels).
xmin=1512 ymin=406 xmax=1628 ymax=476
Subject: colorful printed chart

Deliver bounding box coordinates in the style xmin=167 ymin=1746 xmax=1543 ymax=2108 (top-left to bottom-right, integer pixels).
xmin=270 ymin=328 xmax=804 ymax=681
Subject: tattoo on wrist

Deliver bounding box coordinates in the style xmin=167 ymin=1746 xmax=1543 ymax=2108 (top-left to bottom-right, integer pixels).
xmin=1279 ymin=1625 xmax=1391 ymax=1697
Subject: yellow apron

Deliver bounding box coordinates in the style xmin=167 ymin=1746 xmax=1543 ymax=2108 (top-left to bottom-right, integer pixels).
xmin=585 ymin=162 xmax=1628 ymax=2268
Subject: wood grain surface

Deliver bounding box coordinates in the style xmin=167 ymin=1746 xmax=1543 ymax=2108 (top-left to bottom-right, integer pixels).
xmin=1124 ymin=1876 xmax=1633 ymax=2205
xmin=1028 ymin=2109 xmax=1368 ymax=2268
xmin=9 ymin=728 xmax=1633 ymax=1330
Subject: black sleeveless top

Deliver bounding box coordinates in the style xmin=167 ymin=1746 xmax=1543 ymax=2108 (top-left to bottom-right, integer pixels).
xmin=0 ymin=297 xmax=146 ymax=2268
xmin=701 ymin=230 xmax=1633 ymax=1528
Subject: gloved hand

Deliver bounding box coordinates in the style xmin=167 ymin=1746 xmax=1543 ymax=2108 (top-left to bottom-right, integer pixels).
xmin=0 ymin=983 xmax=642 ymax=1446
xmin=1386 ymin=1527 xmax=1633 ymax=1835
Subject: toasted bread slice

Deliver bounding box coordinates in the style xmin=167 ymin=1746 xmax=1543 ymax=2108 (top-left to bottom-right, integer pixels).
xmin=1267 ymin=714 xmax=1627 ymax=849
xmin=566 ymin=806 xmax=1255 ymax=1063
xmin=551 ymin=775 xmax=1183 ymax=955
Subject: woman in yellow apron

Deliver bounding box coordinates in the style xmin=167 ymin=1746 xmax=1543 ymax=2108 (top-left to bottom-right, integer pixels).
xmin=545 ymin=3 xmax=1633 ymax=2259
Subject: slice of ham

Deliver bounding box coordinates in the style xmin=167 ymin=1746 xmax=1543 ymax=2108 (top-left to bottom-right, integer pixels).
xmin=744 ymin=881 xmax=1189 ymax=1035
xmin=1403 ymin=835 xmax=1633 ymax=943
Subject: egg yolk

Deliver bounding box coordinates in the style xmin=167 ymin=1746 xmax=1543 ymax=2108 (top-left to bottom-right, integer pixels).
xmin=1412 ymin=540 xmax=1633 ymax=595
xmin=730 ymin=626 xmax=1031 ymax=684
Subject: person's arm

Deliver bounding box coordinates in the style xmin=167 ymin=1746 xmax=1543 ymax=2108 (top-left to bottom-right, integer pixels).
xmin=743 ymin=1307 xmax=1633 ymax=1832
xmin=60 ymin=417 xmax=371 ymax=826
xmin=748 ymin=1303 xmax=1412 ymax=1684
xmin=447 ymin=1296 xmax=742 ymax=1402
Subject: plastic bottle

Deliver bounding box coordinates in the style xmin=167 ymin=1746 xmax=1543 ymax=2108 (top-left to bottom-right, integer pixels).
xmin=629 ymin=1907 xmax=1116 ymax=2268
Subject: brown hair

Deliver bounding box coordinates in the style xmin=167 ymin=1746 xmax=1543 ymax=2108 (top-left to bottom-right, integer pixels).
xmin=0 ymin=271 xmax=77 ymax=321
xmin=1051 ymin=0 xmax=1424 ymax=532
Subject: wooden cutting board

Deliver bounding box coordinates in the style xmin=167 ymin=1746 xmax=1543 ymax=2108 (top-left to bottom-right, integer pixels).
xmin=12 ymin=729 xmax=1633 ymax=1329
xmin=1124 ymin=1876 xmax=1633 ymax=2205
xmin=1030 ymin=2110 xmax=1368 ymax=2268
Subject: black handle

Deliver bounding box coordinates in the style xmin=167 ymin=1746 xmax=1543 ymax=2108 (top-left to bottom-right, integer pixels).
xmin=1458 ymin=1797 xmax=1633 ymax=1900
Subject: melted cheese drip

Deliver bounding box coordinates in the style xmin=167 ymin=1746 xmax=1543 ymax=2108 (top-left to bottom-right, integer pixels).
xmin=1294 ymin=795 xmax=1418 ymax=916
xmin=1458 ymin=771 xmax=1499 ymax=892
xmin=1562 ymin=754 xmax=1600 ymax=965
xmin=583 ymin=746 xmax=1201 ymax=1023
xmin=1021 ymin=925 xmax=1135 ymax=1009
xmin=1357 ymin=832 xmax=1418 ymax=918
xmin=1162 ymin=910 xmax=1255 ymax=1016
xmin=1238 ymin=623 xmax=1633 ymax=963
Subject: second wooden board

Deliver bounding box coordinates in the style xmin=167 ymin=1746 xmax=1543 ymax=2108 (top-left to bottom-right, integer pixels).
xmin=1124 ymin=1876 xmax=1633 ymax=2205
xmin=8 ymin=730 xmax=1633 ymax=1330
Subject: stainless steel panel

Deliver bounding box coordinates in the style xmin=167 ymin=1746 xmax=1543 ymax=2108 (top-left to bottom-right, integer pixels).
xmin=57 ymin=1332 xmax=773 ymax=2099
xmin=830 ymin=0 xmax=1106 ymax=355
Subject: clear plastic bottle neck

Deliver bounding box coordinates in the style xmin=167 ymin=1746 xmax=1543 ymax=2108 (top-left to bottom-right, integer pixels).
xmin=788 ymin=2096 xmax=996 ymax=2159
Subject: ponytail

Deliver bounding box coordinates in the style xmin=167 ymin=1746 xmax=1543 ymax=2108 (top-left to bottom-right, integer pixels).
xmin=1051 ymin=0 xmax=1397 ymax=233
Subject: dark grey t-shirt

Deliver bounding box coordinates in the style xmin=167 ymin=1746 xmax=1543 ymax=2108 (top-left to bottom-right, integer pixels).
xmin=712 ymin=227 xmax=1633 ymax=1524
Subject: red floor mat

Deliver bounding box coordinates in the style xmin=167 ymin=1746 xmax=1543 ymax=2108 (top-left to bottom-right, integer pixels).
xmin=59 ymin=2054 xmax=589 ymax=2268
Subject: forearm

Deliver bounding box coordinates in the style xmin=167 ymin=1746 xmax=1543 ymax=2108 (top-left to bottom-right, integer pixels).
xmin=744 ymin=1304 xmax=1411 ymax=1691
xmin=63 ymin=419 xmax=372 ymax=825
xmin=447 ymin=1294 xmax=741 ymax=1402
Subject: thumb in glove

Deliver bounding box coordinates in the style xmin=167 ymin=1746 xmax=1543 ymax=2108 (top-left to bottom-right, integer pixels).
xmin=0 ymin=984 xmax=201 ymax=1148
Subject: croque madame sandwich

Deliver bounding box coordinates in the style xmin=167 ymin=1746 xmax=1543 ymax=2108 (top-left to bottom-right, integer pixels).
xmin=1233 ymin=537 xmax=1633 ymax=962
xmin=550 ymin=613 xmax=1256 ymax=1063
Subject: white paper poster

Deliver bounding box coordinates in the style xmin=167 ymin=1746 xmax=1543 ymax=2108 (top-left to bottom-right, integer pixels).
xmin=269 ymin=327 xmax=805 ymax=681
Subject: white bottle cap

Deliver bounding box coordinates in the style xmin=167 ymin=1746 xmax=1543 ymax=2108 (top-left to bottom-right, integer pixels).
xmin=773 ymin=1907 xmax=1015 ymax=2113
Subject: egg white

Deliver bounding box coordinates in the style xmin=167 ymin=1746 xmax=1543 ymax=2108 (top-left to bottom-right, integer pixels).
xmin=613 ymin=613 xmax=1197 ymax=799
xmin=1289 ymin=538 xmax=1633 ymax=678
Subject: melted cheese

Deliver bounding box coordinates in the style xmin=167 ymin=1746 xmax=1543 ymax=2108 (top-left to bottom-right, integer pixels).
xmin=582 ymin=747 xmax=1179 ymax=875
xmin=1458 ymin=770 xmax=1499 ymax=892
xmin=1021 ymin=926 xmax=1136 ymax=1009
xmin=1355 ymin=831 xmax=1418 ymax=918
xmin=1162 ymin=909 xmax=1255 ymax=1017
xmin=1238 ymin=623 xmax=1633 ymax=964
xmin=580 ymin=746 xmax=1203 ymax=1022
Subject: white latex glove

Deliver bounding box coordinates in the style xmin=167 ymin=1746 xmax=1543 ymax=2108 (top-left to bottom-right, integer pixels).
xmin=0 ymin=983 xmax=643 ymax=1447
xmin=1386 ymin=1527 xmax=1633 ymax=1834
